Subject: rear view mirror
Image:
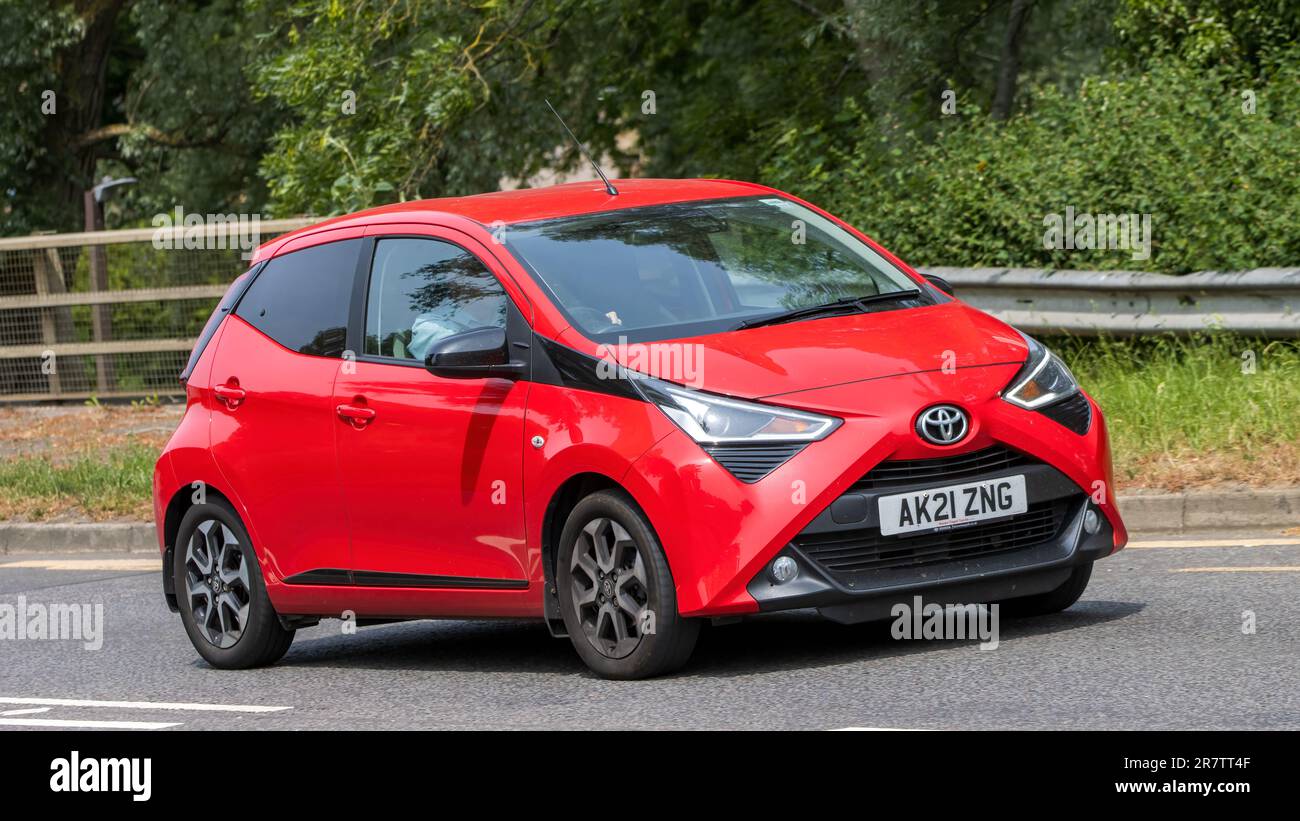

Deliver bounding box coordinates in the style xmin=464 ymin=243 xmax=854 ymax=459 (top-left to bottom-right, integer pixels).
xmin=424 ymin=327 xmax=525 ymax=380
xmin=924 ymin=274 xmax=955 ymax=296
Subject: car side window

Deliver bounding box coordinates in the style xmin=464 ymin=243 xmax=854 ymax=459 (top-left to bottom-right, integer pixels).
xmin=364 ymin=238 xmax=508 ymax=361
xmin=234 ymin=238 xmax=360 ymax=358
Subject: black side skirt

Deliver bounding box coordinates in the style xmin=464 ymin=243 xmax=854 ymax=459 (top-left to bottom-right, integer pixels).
xmin=283 ymin=568 xmax=528 ymax=590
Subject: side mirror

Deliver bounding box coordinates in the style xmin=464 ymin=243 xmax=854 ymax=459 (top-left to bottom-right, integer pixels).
xmin=424 ymin=327 xmax=525 ymax=380
xmin=924 ymin=274 xmax=955 ymax=296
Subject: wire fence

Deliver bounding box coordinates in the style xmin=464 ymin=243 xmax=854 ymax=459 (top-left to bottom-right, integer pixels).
xmin=0 ymin=220 xmax=312 ymax=402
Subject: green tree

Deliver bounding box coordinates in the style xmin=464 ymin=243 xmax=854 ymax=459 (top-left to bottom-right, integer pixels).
xmin=247 ymin=0 xmax=606 ymax=214
xmin=1114 ymin=0 xmax=1300 ymax=74
xmin=0 ymin=0 xmax=279 ymax=235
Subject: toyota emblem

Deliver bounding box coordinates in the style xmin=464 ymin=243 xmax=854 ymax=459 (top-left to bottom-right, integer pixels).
xmin=916 ymin=404 xmax=969 ymax=445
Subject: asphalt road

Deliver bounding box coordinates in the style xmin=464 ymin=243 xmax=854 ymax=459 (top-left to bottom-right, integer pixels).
xmin=1 ymin=532 xmax=1297 ymax=730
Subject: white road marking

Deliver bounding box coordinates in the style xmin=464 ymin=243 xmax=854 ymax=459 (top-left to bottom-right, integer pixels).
xmin=0 ymin=558 xmax=158 ymax=571
xmin=0 ymin=707 xmax=51 ymax=716
xmin=1129 ymin=538 xmax=1300 ymax=549
xmin=0 ymin=717 xmax=179 ymax=730
xmin=1171 ymin=566 xmax=1300 ymax=573
xmin=0 ymin=697 xmax=292 ymax=713
xmin=830 ymin=726 xmax=926 ymax=731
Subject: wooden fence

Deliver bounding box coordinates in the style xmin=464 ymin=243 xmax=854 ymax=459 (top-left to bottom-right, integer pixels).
xmin=0 ymin=219 xmax=312 ymax=402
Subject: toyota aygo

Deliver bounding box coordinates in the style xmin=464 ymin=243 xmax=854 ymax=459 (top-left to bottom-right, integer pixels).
xmin=154 ymin=178 xmax=1126 ymax=679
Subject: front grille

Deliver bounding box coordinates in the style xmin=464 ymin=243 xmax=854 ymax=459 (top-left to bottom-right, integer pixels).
xmin=795 ymin=500 xmax=1066 ymax=575
xmin=851 ymin=445 xmax=1031 ymax=491
xmin=1038 ymin=392 xmax=1092 ymax=435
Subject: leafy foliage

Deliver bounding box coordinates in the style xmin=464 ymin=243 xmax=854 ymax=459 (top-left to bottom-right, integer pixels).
xmin=247 ymin=0 xmax=613 ymax=214
xmin=1 ymin=0 xmax=1297 ymax=279
xmin=0 ymin=1 xmax=89 ymax=232
xmin=764 ymin=48 xmax=1300 ymax=273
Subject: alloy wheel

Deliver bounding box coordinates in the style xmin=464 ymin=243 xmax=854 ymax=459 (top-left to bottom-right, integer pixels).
xmin=569 ymin=517 xmax=651 ymax=659
xmin=184 ymin=519 xmax=251 ymax=649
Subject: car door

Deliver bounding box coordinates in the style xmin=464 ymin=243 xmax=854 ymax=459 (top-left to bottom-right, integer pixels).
xmin=207 ymin=236 xmax=363 ymax=583
xmin=332 ymin=230 xmax=531 ymax=586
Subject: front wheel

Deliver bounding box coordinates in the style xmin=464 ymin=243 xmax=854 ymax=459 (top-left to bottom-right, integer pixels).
xmin=557 ymin=490 xmax=699 ymax=679
xmin=174 ymin=500 xmax=294 ymax=669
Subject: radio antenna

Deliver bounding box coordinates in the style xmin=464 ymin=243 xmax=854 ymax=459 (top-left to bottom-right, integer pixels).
xmin=544 ymin=98 xmax=618 ymax=196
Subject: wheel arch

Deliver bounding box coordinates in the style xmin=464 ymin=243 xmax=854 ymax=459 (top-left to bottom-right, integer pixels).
xmin=161 ymin=482 xmax=238 ymax=612
xmin=540 ymin=470 xmax=683 ymax=635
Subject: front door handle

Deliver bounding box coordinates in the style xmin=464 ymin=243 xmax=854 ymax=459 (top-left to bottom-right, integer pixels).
xmin=213 ymin=382 xmax=246 ymax=408
xmin=336 ymin=402 xmax=376 ymax=428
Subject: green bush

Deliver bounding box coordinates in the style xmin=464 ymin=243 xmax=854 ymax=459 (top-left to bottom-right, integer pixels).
xmin=765 ymin=49 xmax=1300 ymax=274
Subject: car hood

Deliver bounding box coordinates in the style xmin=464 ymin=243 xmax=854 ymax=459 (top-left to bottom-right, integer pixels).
xmin=586 ymin=302 xmax=1030 ymax=400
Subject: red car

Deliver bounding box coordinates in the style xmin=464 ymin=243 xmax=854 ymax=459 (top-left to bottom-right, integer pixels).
xmin=154 ymin=179 xmax=1126 ymax=679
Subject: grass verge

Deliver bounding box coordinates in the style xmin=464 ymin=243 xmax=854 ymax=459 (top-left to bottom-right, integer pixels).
xmin=1055 ymin=334 xmax=1300 ymax=490
xmin=0 ymin=334 xmax=1295 ymax=521
xmin=0 ymin=442 xmax=158 ymax=521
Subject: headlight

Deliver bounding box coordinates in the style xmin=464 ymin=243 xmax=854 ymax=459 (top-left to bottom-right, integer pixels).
xmin=1002 ymin=335 xmax=1080 ymax=409
xmin=634 ymin=376 xmax=840 ymax=444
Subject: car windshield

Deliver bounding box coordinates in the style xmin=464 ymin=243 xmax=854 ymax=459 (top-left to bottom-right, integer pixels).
xmin=504 ymin=196 xmax=927 ymax=343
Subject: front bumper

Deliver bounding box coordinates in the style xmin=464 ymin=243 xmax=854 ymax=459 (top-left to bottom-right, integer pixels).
xmin=623 ymin=365 xmax=1125 ymax=617
xmin=745 ymin=456 xmax=1111 ymax=623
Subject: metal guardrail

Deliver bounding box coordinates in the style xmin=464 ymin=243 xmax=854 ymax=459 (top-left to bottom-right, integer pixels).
xmin=0 ymin=217 xmax=1296 ymax=404
xmin=923 ymin=267 xmax=1300 ymax=337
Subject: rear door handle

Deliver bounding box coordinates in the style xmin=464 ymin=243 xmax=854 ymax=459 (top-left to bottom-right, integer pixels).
xmin=213 ymin=382 xmax=246 ymax=408
xmin=336 ymin=403 xmax=376 ymax=427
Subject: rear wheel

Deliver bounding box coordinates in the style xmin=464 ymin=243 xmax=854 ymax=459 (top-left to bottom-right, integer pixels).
xmin=557 ymin=490 xmax=699 ymax=679
xmin=1000 ymin=562 xmax=1093 ymax=617
xmin=174 ymin=500 xmax=294 ymax=669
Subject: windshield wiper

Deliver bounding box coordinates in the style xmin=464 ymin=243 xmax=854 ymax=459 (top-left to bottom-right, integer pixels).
xmin=734 ymin=289 xmax=923 ymax=331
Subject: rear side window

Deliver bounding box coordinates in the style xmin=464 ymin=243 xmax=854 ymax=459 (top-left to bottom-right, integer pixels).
xmin=235 ymin=239 xmax=361 ymax=358
xmin=180 ymin=266 xmax=257 ymax=383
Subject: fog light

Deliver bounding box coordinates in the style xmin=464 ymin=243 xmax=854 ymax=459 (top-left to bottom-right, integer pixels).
xmin=770 ymin=556 xmax=798 ymax=584
xmin=1083 ymin=508 xmax=1101 ymax=535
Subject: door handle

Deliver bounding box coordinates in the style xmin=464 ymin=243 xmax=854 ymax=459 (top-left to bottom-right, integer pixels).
xmin=213 ymin=382 xmax=246 ymax=408
xmin=336 ymin=402 xmax=376 ymax=427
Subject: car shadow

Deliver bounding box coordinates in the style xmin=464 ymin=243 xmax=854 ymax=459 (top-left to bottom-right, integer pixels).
xmin=685 ymin=599 xmax=1145 ymax=678
xmin=278 ymin=618 xmax=583 ymax=675
xmin=274 ymin=599 xmax=1144 ymax=678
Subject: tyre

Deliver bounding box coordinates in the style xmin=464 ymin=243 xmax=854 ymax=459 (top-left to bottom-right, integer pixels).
xmin=557 ymin=489 xmax=699 ymax=679
xmin=174 ymin=500 xmax=294 ymax=669
xmin=1000 ymin=561 xmax=1093 ymax=617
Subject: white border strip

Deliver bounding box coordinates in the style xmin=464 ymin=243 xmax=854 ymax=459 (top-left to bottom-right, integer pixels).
xmin=0 ymin=697 xmax=291 ymax=713
xmin=0 ymin=717 xmax=179 ymax=730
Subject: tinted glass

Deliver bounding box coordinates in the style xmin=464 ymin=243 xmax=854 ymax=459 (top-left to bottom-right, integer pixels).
xmin=235 ymin=239 xmax=360 ymax=358
xmin=365 ymin=238 xmax=507 ymax=360
xmin=181 ymin=267 xmax=255 ymax=382
xmin=505 ymin=196 xmax=923 ymax=343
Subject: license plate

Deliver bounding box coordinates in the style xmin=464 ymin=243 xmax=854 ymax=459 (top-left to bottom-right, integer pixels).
xmin=878 ymin=475 xmax=1027 ymax=536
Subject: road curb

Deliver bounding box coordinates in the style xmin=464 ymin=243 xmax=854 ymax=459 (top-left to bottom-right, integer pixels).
xmin=1119 ymin=489 xmax=1300 ymax=533
xmin=0 ymin=490 xmax=1297 ymax=552
xmin=0 ymin=523 xmax=157 ymax=554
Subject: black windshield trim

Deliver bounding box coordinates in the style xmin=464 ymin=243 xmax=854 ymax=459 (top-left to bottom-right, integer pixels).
xmin=507 ymin=194 xmax=770 ymax=230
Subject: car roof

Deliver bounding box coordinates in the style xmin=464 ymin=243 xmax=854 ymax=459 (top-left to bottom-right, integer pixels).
xmin=254 ymin=178 xmax=776 ymax=261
